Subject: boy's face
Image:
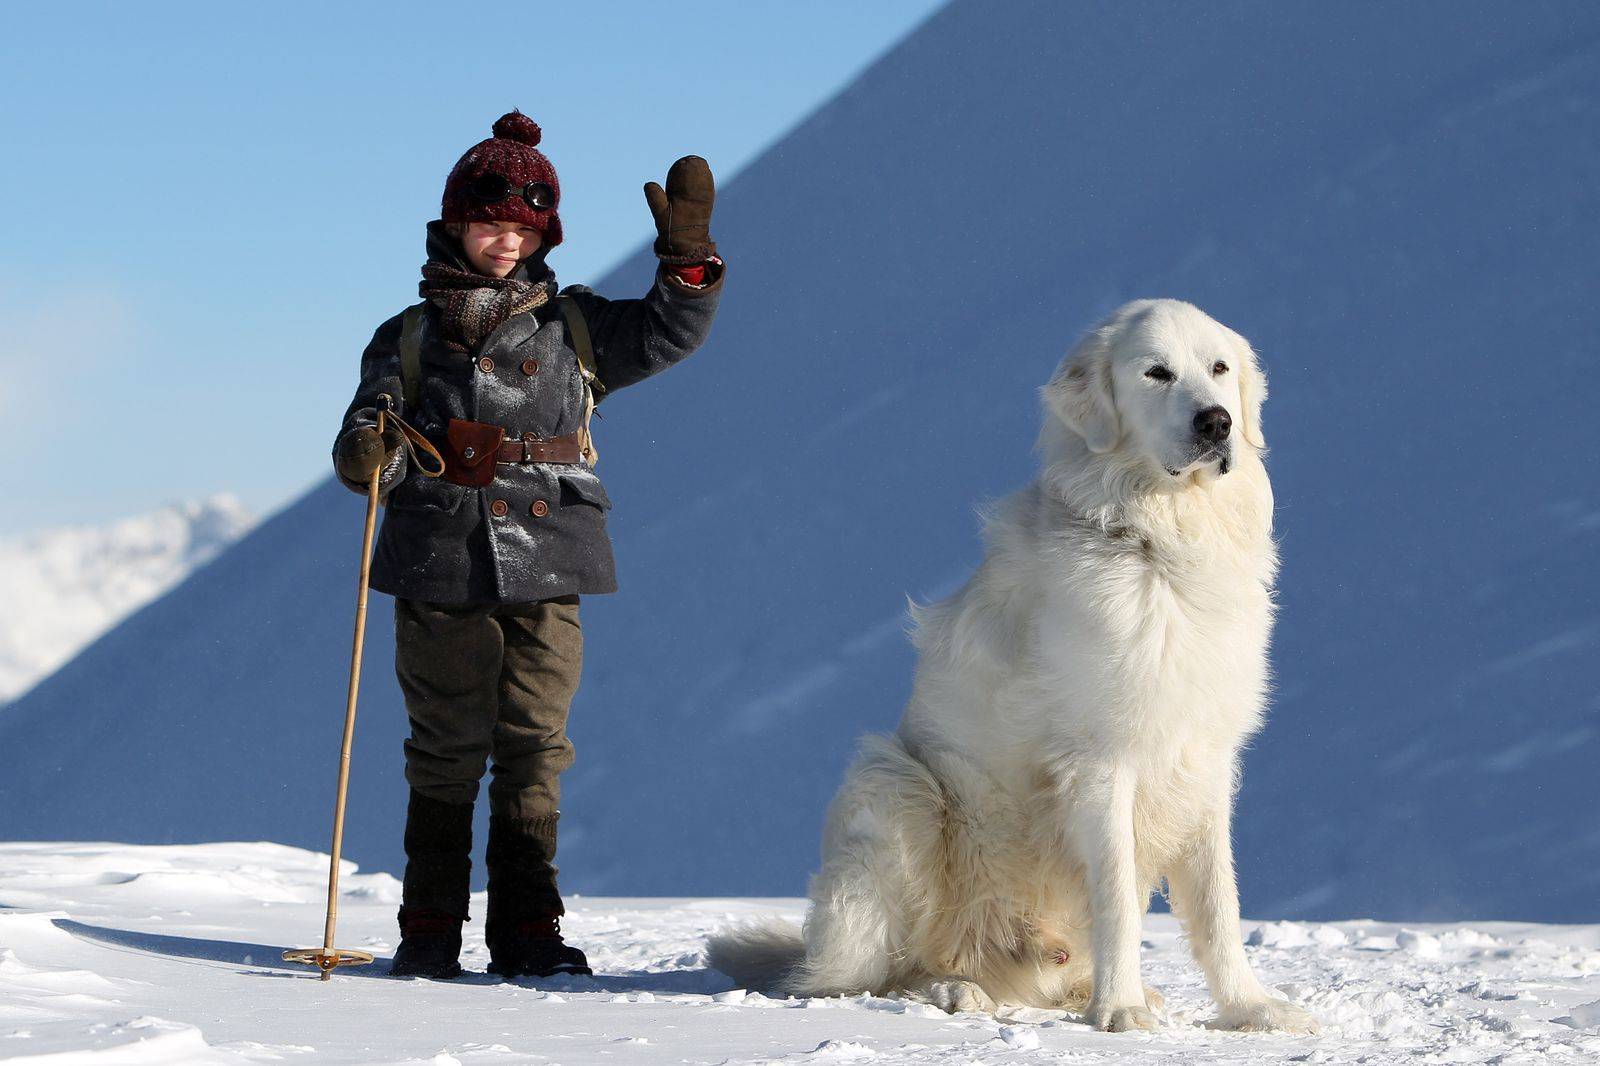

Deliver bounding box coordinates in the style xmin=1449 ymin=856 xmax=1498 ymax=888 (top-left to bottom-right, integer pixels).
xmin=459 ymin=221 xmax=544 ymax=278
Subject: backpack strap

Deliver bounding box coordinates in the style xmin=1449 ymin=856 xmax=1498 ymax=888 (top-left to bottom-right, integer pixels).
xmin=398 ymin=302 xmax=426 ymax=414
xmin=556 ymin=295 xmax=604 ymax=466
xmin=555 ymin=295 xmax=605 ymax=401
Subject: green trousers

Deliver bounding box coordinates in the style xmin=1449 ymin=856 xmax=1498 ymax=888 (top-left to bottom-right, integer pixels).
xmin=394 ymin=595 xmax=582 ymax=822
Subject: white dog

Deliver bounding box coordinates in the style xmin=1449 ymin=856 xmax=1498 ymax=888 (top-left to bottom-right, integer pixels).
xmin=708 ymin=300 xmax=1318 ymax=1034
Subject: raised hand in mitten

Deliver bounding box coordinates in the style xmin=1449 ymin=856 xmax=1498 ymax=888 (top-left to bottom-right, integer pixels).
xmin=643 ymin=155 xmax=716 ymax=265
xmin=335 ymin=423 xmax=404 ymax=489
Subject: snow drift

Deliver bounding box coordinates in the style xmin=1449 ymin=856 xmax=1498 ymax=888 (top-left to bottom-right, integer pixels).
xmin=2 ymin=0 xmax=1597 ymax=921
xmin=4 ymin=841 xmax=1598 ymax=1063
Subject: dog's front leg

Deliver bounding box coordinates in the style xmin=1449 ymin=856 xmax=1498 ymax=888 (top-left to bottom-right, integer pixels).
xmin=1166 ymin=802 xmax=1319 ymax=1034
xmin=1073 ymin=763 xmax=1158 ymax=1032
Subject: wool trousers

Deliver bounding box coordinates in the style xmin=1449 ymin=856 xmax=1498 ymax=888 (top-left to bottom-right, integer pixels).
xmin=394 ymin=595 xmax=582 ymax=822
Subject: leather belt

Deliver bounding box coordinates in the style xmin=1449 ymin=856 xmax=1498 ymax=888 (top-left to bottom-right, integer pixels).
xmin=440 ymin=418 xmax=584 ymax=487
xmin=494 ymin=434 xmax=584 ymax=465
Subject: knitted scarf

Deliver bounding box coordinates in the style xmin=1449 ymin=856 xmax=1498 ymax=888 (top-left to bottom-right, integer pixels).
xmin=419 ymin=261 xmax=555 ymax=351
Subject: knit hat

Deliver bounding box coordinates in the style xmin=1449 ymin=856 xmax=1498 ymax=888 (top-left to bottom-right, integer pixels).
xmin=441 ymin=111 xmax=563 ymax=247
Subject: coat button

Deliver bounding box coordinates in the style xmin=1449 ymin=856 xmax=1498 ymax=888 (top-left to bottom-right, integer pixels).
xmin=477 ymin=356 xmax=495 ymax=373
xmin=529 ymin=499 xmax=549 ymax=518
xmin=521 ymin=358 xmax=539 ymax=376
xmin=490 ymin=499 xmax=509 ymax=517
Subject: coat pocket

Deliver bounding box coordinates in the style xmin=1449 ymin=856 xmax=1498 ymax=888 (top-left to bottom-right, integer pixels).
xmin=557 ymin=472 xmax=612 ymax=511
xmin=385 ymin=471 xmax=469 ymax=515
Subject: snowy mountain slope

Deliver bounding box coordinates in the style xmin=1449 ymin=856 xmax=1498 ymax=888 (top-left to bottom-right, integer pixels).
xmin=0 ymin=496 xmax=254 ymax=703
xmin=1 ymin=841 xmax=1598 ymax=1064
xmin=2 ymin=1 xmax=1598 ymax=921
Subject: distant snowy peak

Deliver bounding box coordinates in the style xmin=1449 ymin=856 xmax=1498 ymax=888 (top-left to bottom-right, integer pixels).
xmin=0 ymin=496 xmax=256 ymax=702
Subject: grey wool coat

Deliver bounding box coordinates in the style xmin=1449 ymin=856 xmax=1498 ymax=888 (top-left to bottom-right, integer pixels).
xmin=334 ymin=221 xmax=723 ymax=604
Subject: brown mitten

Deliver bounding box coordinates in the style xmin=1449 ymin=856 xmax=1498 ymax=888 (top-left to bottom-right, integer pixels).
xmin=643 ymin=155 xmax=716 ymax=265
xmin=335 ymin=424 xmax=404 ymax=487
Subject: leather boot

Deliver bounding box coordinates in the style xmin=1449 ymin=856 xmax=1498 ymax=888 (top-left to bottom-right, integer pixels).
xmin=485 ymin=813 xmax=591 ymax=977
xmin=389 ymin=791 xmax=472 ymax=979
xmin=486 ymin=908 xmax=590 ymax=978
xmin=390 ymin=907 xmax=464 ymax=979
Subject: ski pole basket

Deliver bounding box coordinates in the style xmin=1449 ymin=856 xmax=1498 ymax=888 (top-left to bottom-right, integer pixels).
xmin=281 ymin=947 xmax=377 ymax=978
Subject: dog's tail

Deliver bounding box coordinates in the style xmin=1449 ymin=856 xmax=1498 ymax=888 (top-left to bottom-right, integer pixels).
xmin=705 ymin=918 xmax=806 ymax=994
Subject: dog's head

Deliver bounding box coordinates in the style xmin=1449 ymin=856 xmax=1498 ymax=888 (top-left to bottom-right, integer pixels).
xmin=1042 ymin=299 xmax=1266 ymax=483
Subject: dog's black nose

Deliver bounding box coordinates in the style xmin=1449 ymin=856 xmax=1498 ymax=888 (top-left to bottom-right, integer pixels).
xmin=1193 ymin=406 xmax=1232 ymax=443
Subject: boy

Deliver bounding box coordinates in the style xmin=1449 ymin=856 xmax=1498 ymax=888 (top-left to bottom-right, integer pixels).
xmin=332 ymin=111 xmax=723 ymax=979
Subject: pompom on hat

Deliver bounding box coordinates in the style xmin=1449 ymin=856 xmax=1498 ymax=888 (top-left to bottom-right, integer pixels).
xmin=441 ymin=111 xmax=563 ymax=247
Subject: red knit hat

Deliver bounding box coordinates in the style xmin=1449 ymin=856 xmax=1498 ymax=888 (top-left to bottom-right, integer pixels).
xmin=441 ymin=111 xmax=563 ymax=247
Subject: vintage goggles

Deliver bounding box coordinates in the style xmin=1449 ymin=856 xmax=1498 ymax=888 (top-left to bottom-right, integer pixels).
xmin=468 ymin=173 xmax=556 ymax=211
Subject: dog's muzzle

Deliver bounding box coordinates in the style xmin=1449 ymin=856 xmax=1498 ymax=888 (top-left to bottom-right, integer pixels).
xmin=1168 ymin=407 xmax=1235 ymax=477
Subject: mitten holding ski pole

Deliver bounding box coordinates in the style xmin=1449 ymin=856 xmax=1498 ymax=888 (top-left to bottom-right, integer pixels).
xmin=643 ymin=156 xmax=717 ymax=265
xmin=334 ymin=423 xmax=404 ymax=492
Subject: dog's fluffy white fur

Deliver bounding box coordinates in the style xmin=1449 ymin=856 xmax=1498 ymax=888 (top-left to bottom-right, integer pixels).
xmin=708 ymin=300 xmax=1318 ymax=1033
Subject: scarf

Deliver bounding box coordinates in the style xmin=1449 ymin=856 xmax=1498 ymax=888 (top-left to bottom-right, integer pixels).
xmin=419 ymin=260 xmax=555 ymax=351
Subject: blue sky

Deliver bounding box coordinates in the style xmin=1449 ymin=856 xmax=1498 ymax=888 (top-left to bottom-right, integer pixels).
xmin=0 ymin=0 xmax=943 ymax=535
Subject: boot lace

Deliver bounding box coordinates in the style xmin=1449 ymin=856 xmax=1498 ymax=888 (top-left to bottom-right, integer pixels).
xmin=513 ymin=913 xmax=563 ymax=940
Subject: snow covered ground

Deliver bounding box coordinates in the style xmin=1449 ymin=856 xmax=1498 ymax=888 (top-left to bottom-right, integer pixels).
xmin=0 ymin=497 xmax=254 ymax=703
xmin=2 ymin=843 xmax=1597 ymax=1064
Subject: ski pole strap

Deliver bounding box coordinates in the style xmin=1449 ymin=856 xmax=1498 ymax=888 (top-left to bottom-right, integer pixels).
xmin=376 ymin=393 xmax=446 ymax=478
xmin=556 ymin=295 xmax=605 ymax=400
xmin=399 ymin=302 xmax=426 ymax=413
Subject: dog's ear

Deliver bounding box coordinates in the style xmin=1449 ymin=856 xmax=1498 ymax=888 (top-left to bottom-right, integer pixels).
xmin=1043 ymin=335 xmax=1120 ymax=453
xmin=1231 ymin=331 xmax=1268 ymax=449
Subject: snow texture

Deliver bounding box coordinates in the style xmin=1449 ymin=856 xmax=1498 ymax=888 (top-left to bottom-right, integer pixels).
xmin=1 ymin=842 xmax=1598 ymax=1064
xmin=2 ymin=1 xmax=1599 ymax=921
xmin=0 ymin=496 xmax=254 ymax=703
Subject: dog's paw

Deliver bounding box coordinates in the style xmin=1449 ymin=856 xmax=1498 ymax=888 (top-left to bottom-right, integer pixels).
xmin=1211 ymin=997 xmax=1321 ymax=1034
xmin=1087 ymin=1001 xmax=1161 ymax=1032
xmin=923 ymin=978 xmax=996 ymax=1014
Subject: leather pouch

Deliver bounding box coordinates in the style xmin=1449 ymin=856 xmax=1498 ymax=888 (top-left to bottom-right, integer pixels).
xmin=442 ymin=418 xmax=505 ymax=488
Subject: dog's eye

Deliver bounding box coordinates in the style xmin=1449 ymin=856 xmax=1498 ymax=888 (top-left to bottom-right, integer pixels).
xmin=1212 ymin=361 xmax=1230 ymax=375
xmin=1144 ymin=366 xmax=1174 ymax=382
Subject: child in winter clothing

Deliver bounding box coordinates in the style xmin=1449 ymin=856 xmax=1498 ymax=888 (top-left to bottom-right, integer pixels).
xmin=332 ymin=112 xmax=723 ymax=979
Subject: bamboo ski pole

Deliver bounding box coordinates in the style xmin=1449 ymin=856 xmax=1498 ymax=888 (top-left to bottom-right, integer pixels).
xmin=319 ymin=404 xmax=383 ymax=973
xmin=286 ymin=397 xmax=442 ymax=979
xmin=284 ymin=402 xmax=392 ymax=979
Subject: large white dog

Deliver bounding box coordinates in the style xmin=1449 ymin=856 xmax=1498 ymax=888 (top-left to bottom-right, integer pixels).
xmin=709 ymin=300 xmax=1318 ymax=1034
